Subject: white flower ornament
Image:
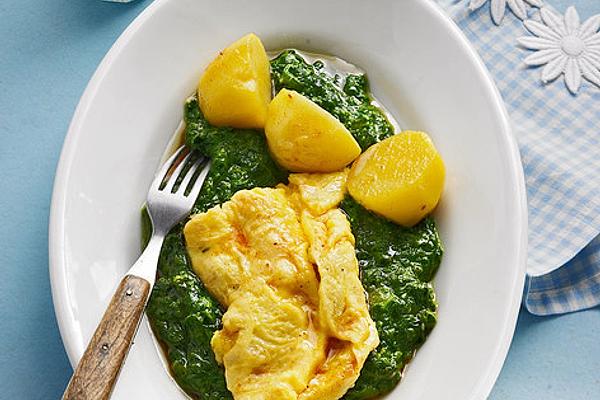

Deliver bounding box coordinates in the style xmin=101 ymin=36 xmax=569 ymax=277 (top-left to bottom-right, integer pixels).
xmin=469 ymin=0 xmax=543 ymax=25
xmin=518 ymin=7 xmax=600 ymax=94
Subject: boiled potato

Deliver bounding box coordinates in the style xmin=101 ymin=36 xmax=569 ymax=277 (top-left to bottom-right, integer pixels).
xmin=265 ymin=89 xmax=361 ymax=172
xmin=198 ymin=33 xmax=271 ymax=129
xmin=347 ymin=131 xmax=445 ymax=227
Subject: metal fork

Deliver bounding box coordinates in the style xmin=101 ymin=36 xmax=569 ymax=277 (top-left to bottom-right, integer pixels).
xmin=63 ymin=146 xmax=209 ymax=400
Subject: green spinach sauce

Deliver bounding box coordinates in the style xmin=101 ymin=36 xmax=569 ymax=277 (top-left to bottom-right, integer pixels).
xmin=340 ymin=199 xmax=441 ymax=399
xmin=145 ymin=50 xmax=442 ymax=400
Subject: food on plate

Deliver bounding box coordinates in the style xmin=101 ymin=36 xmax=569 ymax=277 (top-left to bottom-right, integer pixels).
xmin=184 ymin=172 xmax=378 ymax=399
xmin=146 ymin=97 xmax=286 ymax=399
xmin=340 ymin=197 xmax=441 ymax=398
xmin=270 ymin=50 xmax=393 ymax=150
xmin=145 ymin=34 xmax=445 ymax=400
xmin=348 ymin=131 xmax=445 ymax=227
xmin=265 ymin=89 xmax=361 ymax=172
xmin=198 ymin=33 xmax=271 ymax=129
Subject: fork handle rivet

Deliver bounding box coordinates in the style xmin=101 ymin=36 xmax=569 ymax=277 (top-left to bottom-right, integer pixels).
xmin=125 ymin=289 xmax=133 ymax=296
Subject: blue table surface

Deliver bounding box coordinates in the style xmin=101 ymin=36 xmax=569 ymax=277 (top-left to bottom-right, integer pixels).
xmin=1 ymin=0 xmax=598 ymax=398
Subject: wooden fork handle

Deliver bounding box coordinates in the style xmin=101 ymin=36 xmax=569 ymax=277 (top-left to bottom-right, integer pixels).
xmin=63 ymin=274 xmax=151 ymax=400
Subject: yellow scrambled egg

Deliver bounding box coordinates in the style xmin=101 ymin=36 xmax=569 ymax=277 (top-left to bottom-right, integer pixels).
xmin=184 ymin=171 xmax=379 ymax=400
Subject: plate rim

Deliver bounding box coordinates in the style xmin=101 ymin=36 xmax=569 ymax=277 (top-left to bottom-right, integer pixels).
xmin=48 ymin=0 xmax=528 ymax=398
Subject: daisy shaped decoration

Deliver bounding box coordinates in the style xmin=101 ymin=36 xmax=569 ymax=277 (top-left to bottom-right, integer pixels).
xmin=469 ymin=0 xmax=543 ymax=25
xmin=518 ymin=7 xmax=600 ymax=94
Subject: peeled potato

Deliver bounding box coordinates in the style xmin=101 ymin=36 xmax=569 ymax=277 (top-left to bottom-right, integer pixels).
xmin=348 ymin=131 xmax=445 ymax=227
xmin=198 ymin=33 xmax=271 ymax=129
xmin=265 ymin=89 xmax=361 ymax=172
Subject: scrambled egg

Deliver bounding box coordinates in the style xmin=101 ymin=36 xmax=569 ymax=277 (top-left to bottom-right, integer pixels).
xmin=184 ymin=171 xmax=379 ymax=400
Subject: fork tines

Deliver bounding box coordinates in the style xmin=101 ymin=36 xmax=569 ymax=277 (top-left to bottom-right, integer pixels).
xmin=153 ymin=146 xmax=209 ymax=197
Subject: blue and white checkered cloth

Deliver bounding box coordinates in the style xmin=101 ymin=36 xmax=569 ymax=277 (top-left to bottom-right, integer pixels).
xmin=436 ymin=0 xmax=600 ymax=315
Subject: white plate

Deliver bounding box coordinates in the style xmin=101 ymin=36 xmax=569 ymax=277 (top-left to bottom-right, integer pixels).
xmin=49 ymin=0 xmax=527 ymax=398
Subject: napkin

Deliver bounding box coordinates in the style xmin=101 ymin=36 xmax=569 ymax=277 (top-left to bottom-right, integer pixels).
xmin=436 ymin=0 xmax=600 ymax=315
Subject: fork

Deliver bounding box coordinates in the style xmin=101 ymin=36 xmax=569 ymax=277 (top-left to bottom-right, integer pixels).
xmin=62 ymin=146 xmax=210 ymax=400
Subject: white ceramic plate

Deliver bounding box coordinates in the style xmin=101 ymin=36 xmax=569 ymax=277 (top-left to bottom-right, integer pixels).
xmin=49 ymin=0 xmax=527 ymax=398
